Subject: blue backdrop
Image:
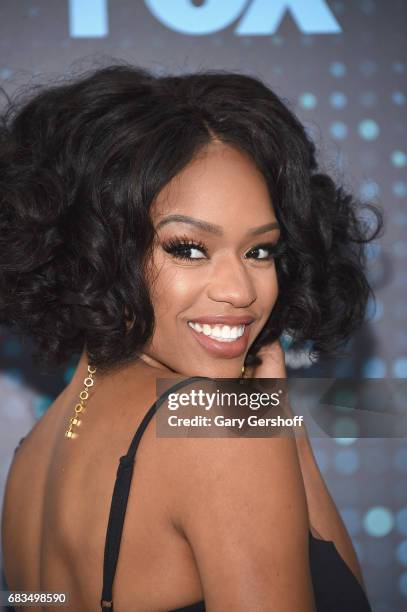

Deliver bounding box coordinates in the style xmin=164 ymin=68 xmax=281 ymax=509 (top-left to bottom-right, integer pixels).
xmin=0 ymin=2 xmax=406 ymax=610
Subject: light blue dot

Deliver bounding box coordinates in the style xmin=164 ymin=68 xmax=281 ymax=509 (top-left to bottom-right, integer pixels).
xmin=331 ymin=2 xmax=345 ymax=15
xmin=391 ymin=150 xmax=407 ymax=168
xmin=271 ymin=35 xmax=284 ymax=46
xmin=314 ymin=448 xmax=329 ymax=473
xmin=392 ymin=301 xmax=407 ymax=319
xmin=330 ymin=121 xmax=348 ymax=140
xmin=334 ymin=449 xmax=359 ymax=475
xmin=361 ymin=204 xmax=380 ymax=239
xmin=392 ymin=181 xmax=407 ymax=198
xmin=2 ymin=338 xmax=22 ymax=358
xmin=352 ymin=539 xmax=364 ymax=561
xmin=3 ymin=369 xmax=24 ymax=388
xmin=396 ymin=481 xmax=407 ymax=503
xmin=360 ymin=60 xmax=376 ymax=77
xmin=0 ymin=68 xmax=13 ymax=79
xmin=364 ymin=506 xmax=394 ymax=537
xmin=393 ymin=241 xmax=407 ymax=257
xmin=334 ymin=359 xmax=355 ymax=378
xmin=359 ymin=179 xmax=379 ymax=199
xmin=374 ymin=603 xmax=395 ymax=612
xmin=362 ymin=357 xmax=387 ymax=378
xmin=335 ymin=150 xmax=348 ymax=171
xmin=33 ymin=395 xmax=53 ymax=419
xmin=304 ymin=122 xmax=320 ymax=142
xmin=335 ymin=436 xmax=357 ymax=446
xmin=299 ymin=92 xmax=317 ymax=110
xmin=399 ymin=571 xmax=407 ymax=597
xmin=333 ymin=417 xmax=359 ymax=439
xmin=397 ymin=540 xmax=407 ymax=566
xmin=365 ymin=241 xmax=381 ymax=260
xmin=28 ymin=6 xmax=40 ymax=17
xmin=63 ymin=365 xmax=76 ymax=385
xmin=394 ymin=212 xmax=407 ymax=226
xmin=397 ymin=510 xmax=407 ymax=536
xmin=392 ymin=91 xmax=406 ymax=106
xmin=393 ymin=357 xmax=407 ymax=378
xmin=361 ymin=0 xmax=376 ymax=14
xmin=341 ymin=508 xmax=362 ymax=535
xmin=301 ymin=35 xmax=314 ymax=47
xmin=394 ymin=449 xmax=407 ymax=473
xmin=329 ymin=91 xmax=347 ymax=109
xmin=360 ymin=91 xmax=377 ymax=107
xmin=330 ymin=388 xmax=356 ymax=408
xmin=358 ymin=119 xmax=380 ymax=140
xmin=365 ymin=296 xmax=384 ymax=322
xmin=330 ymin=61 xmax=347 ymax=77
xmin=393 ymin=62 xmax=405 ymax=74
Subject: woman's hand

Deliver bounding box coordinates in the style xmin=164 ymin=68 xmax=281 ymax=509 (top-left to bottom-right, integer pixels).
xmin=245 ymin=339 xmax=309 ymax=447
xmin=244 ymin=339 xmax=287 ymax=379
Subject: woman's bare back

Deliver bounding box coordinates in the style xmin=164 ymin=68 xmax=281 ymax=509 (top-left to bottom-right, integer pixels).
xmin=2 ymin=354 xmax=365 ymax=611
xmin=2 ymin=356 xmax=205 ymax=611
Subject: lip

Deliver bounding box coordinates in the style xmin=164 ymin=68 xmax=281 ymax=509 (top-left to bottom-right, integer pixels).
xmin=187 ymin=320 xmax=252 ymax=359
xmin=187 ymin=315 xmax=255 ymax=326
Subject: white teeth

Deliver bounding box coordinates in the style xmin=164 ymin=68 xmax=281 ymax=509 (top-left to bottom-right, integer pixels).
xmin=212 ymin=327 xmax=222 ymax=338
xmin=221 ymin=325 xmax=231 ymax=339
xmin=188 ymin=322 xmax=245 ymax=342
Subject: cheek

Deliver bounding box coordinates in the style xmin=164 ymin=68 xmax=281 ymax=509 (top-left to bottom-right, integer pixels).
xmin=257 ymin=266 xmax=279 ymax=310
xmin=149 ymin=262 xmax=199 ymax=315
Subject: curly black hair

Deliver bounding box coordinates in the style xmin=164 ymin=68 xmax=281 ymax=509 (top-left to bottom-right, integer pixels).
xmin=0 ymin=64 xmax=383 ymax=374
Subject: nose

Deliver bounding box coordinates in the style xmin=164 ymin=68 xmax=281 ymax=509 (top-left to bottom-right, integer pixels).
xmin=207 ymin=254 xmax=257 ymax=307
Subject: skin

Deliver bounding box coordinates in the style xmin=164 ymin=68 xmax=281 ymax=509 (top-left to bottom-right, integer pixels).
xmin=137 ymin=140 xmax=366 ymax=597
xmin=2 ymin=141 xmax=367 ymax=611
xmin=140 ymin=140 xmax=280 ymax=379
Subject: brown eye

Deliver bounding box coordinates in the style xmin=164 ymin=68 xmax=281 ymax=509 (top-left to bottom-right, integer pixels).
xmin=246 ymin=242 xmax=282 ymax=260
xmin=161 ymin=238 xmax=208 ymax=261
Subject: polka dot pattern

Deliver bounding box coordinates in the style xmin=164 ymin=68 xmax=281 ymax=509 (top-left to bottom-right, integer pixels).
xmin=0 ymin=0 xmax=406 ymax=607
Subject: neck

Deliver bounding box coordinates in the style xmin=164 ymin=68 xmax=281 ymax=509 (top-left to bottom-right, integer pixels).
xmin=137 ymin=352 xmax=177 ymax=374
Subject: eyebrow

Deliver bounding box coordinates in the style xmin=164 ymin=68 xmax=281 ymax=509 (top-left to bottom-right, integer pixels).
xmin=155 ymin=214 xmax=280 ymax=237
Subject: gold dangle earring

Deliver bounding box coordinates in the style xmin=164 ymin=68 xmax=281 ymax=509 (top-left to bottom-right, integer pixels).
xmin=65 ymin=364 xmax=97 ymax=439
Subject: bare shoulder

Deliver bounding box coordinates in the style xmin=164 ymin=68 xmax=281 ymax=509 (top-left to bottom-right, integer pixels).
xmin=157 ymin=410 xmax=316 ymax=610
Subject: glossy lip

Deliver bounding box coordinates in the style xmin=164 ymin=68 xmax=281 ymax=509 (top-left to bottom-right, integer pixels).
xmin=187 ymin=315 xmax=255 ymax=326
xmin=187 ymin=320 xmax=252 ymax=358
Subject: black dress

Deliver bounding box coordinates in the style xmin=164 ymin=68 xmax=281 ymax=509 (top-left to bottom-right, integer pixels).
xmin=13 ymin=375 xmax=373 ymax=611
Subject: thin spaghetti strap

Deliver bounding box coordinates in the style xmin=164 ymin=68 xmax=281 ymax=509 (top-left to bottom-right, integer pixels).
xmin=14 ymin=435 xmax=26 ymax=454
xmin=100 ymin=375 xmax=211 ymax=611
xmin=123 ymin=376 xmax=211 ymax=462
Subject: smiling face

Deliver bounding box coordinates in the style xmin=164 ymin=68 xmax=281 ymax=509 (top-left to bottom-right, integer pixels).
xmin=142 ymin=141 xmax=280 ymax=378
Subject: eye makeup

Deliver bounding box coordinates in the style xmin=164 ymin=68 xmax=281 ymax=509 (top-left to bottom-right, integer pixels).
xmin=160 ymin=233 xmax=283 ymax=262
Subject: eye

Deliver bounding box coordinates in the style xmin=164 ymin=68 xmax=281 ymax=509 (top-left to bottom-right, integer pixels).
xmin=161 ymin=237 xmax=208 ymax=261
xmin=245 ymin=242 xmax=282 ymax=261
xmin=160 ymin=236 xmax=283 ymax=263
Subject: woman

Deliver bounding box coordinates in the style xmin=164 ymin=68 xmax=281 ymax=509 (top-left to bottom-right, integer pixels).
xmin=0 ymin=65 xmax=382 ymax=611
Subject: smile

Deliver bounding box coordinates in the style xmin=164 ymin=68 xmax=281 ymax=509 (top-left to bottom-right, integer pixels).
xmin=186 ymin=320 xmax=252 ymax=358
xmin=187 ymin=321 xmax=245 ymax=343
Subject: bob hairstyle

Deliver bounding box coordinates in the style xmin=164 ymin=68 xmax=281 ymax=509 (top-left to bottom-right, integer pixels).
xmin=0 ymin=64 xmax=383 ymax=374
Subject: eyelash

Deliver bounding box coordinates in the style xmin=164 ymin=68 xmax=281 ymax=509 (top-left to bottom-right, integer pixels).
xmin=161 ymin=235 xmax=283 ymax=262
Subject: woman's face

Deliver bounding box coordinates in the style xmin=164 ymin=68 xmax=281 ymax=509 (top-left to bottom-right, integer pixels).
xmin=142 ymin=141 xmax=280 ymax=378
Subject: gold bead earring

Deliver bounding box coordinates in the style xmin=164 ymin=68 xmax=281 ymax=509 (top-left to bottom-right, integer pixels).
xmin=65 ymin=364 xmax=97 ymax=439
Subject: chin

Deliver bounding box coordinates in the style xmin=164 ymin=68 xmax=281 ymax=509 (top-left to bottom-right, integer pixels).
xmin=185 ymin=362 xmax=242 ymax=380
